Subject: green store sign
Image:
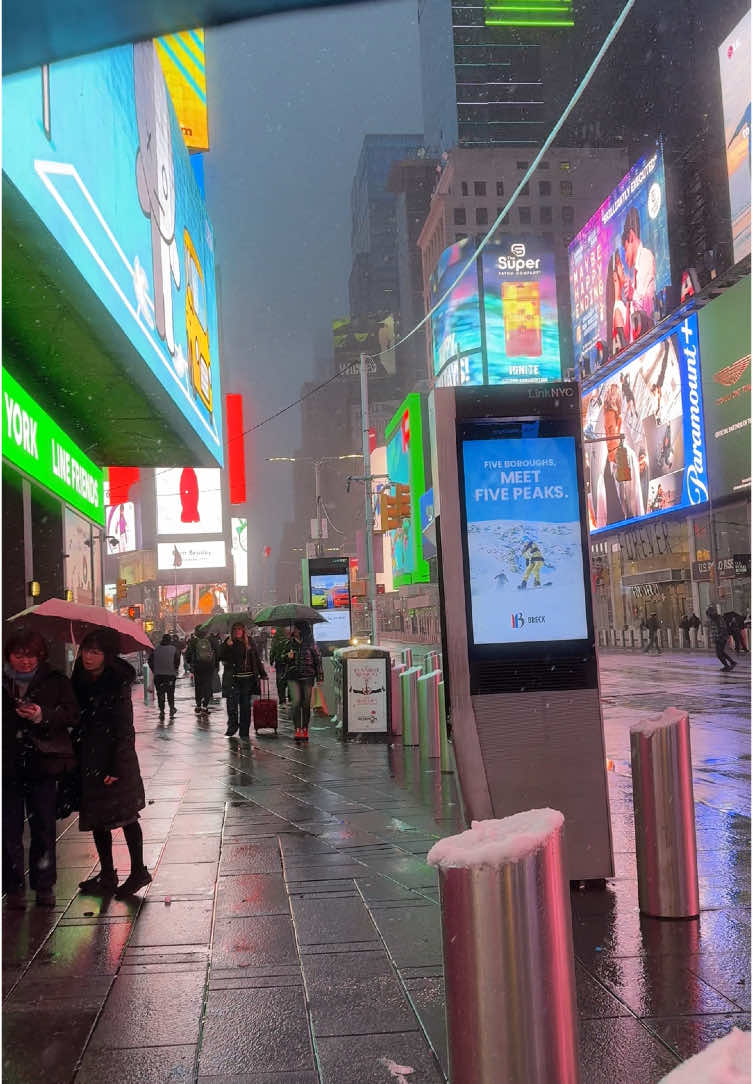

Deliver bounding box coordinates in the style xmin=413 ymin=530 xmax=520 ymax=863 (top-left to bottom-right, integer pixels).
xmin=2 ymin=369 xmax=104 ymax=524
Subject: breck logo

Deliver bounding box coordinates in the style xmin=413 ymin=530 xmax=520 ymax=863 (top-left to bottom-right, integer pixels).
xmin=511 ymin=612 xmax=525 ymax=629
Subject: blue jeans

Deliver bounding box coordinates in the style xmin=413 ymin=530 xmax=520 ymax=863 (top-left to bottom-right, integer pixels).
xmin=288 ymin=679 xmax=313 ymax=732
xmin=226 ymin=679 xmax=257 ymax=737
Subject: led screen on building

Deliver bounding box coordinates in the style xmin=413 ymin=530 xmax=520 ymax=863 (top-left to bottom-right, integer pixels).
xmin=568 ymin=148 xmax=671 ymax=380
xmin=310 ymin=573 xmax=352 ymax=643
xmin=719 ymin=12 xmax=751 ymax=264
xmin=156 ymin=468 xmax=222 ymax=535
xmin=581 ymin=315 xmax=708 ymax=535
xmin=157 ymin=540 xmax=226 ymax=570
xmin=430 ymin=239 xmax=560 ymax=387
xmin=231 ymin=517 xmax=248 ymax=587
xmin=2 ymin=43 xmax=223 ymax=462
xmin=156 ymin=29 xmax=209 ymax=152
xmin=461 ymin=434 xmax=588 ymax=645
xmin=385 ymin=394 xmax=430 ymax=586
xmin=105 ymin=501 xmax=137 ymax=553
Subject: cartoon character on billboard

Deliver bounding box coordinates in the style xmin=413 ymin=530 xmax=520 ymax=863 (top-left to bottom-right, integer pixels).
xmin=134 ymin=41 xmax=181 ymax=357
xmin=184 ymin=229 xmax=213 ymax=413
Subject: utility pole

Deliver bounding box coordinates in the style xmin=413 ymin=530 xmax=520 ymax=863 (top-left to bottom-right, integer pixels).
xmin=360 ymin=353 xmax=378 ymax=644
xmin=314 ymin=458 xmax=322 ymax=557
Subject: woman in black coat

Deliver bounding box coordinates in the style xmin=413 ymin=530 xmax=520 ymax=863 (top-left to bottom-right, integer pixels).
xmin=3 ymin=630 xmax=78 ymax=909
xmin=71 ymin=629 xmax=150 ymax=898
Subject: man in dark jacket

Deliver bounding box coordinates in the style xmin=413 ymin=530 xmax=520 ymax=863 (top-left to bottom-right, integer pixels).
xmin=642 ymin=612 xmax=662 ymax=654
xmin=190 ymin=629 xmax=216 ymax=716
xmin=220 ymin=624 xmax=264 ymax=738
xmin=707 ymin=605 xmax=737 ymax=672
xmin=270 ymin=627 xmax=291 ymax=705
xmin=148 ymin=634 xmax=181 ymax=721
xmin=723 ymin=611 xmax=747 ymax=655
xmin=3 ymin=630 xmax=78 ymax=909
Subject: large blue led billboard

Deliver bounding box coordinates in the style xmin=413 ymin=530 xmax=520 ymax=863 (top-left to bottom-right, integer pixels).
xmin=3 ymin=43 xmax=223 ymax=463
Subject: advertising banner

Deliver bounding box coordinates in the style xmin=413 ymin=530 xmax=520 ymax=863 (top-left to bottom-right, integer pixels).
xmin=310 ymin=572 xmax=352 ymax=643
xmin=64 ymin=508 xmax=97 ymax=605
xmin=461 ymin=435 xmax=588 ymax=645
xmin=231 ymin=517 xmax=248 ymax=587
xmin=582 ymin=315 xmax=708 ymax=535
xmin=157 ymin=540 xmax=226 ymax=570
xmin=2 ymin=368 xmax=104 ymax=524
xmin=698 ymin=278 xmax=751 ymax=500
xmin=385 ymin=394 xmax=430 ymax=586
xmin=2 ymin=43 xmax=223 ymax=462
xmin=568 ymin=148 xmax=671 ymax=378
xmin=156 ymin=467 xmax=223 ymax=535
xmin=719 ymin=12 xmax=751 ymax=263
xmin=105 ymin=501 xmax=137 ymax=553
xmin=345 ymin=657 xmax=389 ymax=734
xmin=429 ymin=239 xmax=560 ymax=386
xmin=156 ymin=29 xmax=209 ymax=152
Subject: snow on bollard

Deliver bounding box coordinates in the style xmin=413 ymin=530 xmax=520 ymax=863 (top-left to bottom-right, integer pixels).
xmin=428 ymin=810 xmax=579 ymax=1084
xmin=630 ymin=708 xmax=700 ymax=919
xmin=658 ymin=1027 xmax=750 ymax=1083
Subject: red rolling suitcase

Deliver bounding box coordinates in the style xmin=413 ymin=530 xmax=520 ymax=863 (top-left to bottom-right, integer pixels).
xmin=253 ymin=679 xmax=278 ymax=734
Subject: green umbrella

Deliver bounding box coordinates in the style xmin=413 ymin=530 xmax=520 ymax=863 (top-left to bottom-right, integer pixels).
xmin=252 ymin=603 xmax=325 ymax=626
xmin=196 ymin=611 xmax=255 ymax=635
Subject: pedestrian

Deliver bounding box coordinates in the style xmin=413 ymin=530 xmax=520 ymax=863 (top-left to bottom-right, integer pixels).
xmin=706 ymin=605 xmax=737 ymax=673
xmin=2 ymin=630 xmax=78 ymax=909
xmin=642 ymin=612 xmax=662 ymax=654
xmin=148 ymin=633 xmax=181 ymax=722
xmin=220 ymin=623 xmax=265 ymax=739
xmin=285 ymin=622 xmax=323 ymax=742
xmin=190 ymin=628 xmax=216 ymax=716
xmin=723 ymin=610 xmax=747 ymax=654
xmin=72 ymin=629 xmax=151 ymax=897
xmin=270 ymin=626 xmax=291 ymax=705
xmin=679 ymin=613 xmax=690 ymax=649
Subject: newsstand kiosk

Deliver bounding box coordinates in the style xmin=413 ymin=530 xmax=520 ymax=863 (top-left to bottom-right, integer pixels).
xmin=432 ymin=383 xmax=613 ymax=880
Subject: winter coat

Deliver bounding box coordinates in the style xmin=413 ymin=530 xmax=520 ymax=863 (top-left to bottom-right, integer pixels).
xmin=72 ymin=658 xmax=145 ymax=832
xmin=2 ymin=663 xmax=78 ymax=782
xmin=707 ymin=611 xmax=727 ymax=643
xmin=284 ymin=637 xmax=323 ymax=684
xmin=149 ymin=643 xmax=181 ymax=676
xmin=220 ymin=639 xmax=264 ymax=697
xmin=270 ymin=628 xmax=291 ymax=672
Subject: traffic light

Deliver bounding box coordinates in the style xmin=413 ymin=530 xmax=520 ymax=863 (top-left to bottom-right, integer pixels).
xmin=396 ymin=483 xmax=411 ymax=522
xmin=127 ymin=605 xmax=141 ymax=620
xmin=380 ymin=491 xmax=400 ymax=532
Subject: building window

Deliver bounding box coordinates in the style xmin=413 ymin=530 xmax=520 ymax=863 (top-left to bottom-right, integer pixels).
xmin=496 ymin=180 xmax=505 ymax=197
xmin=539 ymin=160 xmax=550 ymax=170
xmin=474 ymin=181 xmax=487 ymax=196
xmin=455 ymin=233 xmax=468 ymax=242
xmin=516 ymin=160 xmax=529 ymax=170
xmin=461 ymin=181 xmax=468 ymax=197
xmin=539 ymin=180 xmax=551 ymax=197
xmin=560 ymin=179 xmax=573 ymax=197
xmin=540 ymin=206 xmax=552 ymax=224
xmin=543 ymin=232 xmax=555 ymax=246
xmin=560 ymin=161 xmax=571 ymax=172
xmin=519 ymin=206 xmax=531 ymax=225
xmin=562 ymin=205 xmax=575 ymax=224
xmin=454 ymin=206 xmax=467 ymax=226
xmin=476 ymin=206 xmax=489 ymax=226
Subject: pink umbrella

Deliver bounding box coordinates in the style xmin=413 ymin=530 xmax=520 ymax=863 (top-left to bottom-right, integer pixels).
xmin=6 ymin=600 xmax=153 ymax=654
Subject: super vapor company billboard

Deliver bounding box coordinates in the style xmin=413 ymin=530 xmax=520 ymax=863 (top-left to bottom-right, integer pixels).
xmin=719 ymin=12 xmax=751 ymax=264
xmin=568 ymin=148 xmax=671 ymax=379
xmin=582 ymin=315 xmax=708 ymax=535
xmin=2 ymin=43 xmax=223 ymax=462
xmin=430 ymin=239 xmax=561 ymax=387
xmin=461 ymin=435 xmax=588 ymax=645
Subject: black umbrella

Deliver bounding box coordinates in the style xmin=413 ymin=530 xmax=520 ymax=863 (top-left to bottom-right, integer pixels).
xmin=252 ymin=603 xmax=325 ymax=626
xmin=196 ymin=611 xmax=255 ymax=635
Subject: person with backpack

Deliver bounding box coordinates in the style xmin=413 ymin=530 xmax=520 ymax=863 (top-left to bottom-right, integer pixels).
xmin=270 ymin=626 xmax=291 ymax=706
xmin=707 ymin=605 xmax=736 ymax=673
xmin=148 ymin=634 xmax=181 ymax=722
xmin=284 ymin=622 xmax=323 ymax=741
xmin=190 ymin=629 xmax=216 ymax=716
xmin=220 ymin=623 xmax=265 ymax=739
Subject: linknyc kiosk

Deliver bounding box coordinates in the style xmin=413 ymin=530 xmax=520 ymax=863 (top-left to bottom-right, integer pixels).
xmin=433 ymin=383 xmax=613 ymax=881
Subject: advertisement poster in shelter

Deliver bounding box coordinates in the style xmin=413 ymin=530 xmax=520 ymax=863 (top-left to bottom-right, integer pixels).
xmin=346 ymin=657 xmax=388 ymax=733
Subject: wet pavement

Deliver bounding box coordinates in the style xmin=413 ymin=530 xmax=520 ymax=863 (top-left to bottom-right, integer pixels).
xmin=2 ymin=650 xmax=749 ymax=1083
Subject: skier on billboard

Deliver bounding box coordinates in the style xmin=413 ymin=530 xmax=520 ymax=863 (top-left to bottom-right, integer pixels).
xmin=519 ymin=537 xmax=549 ymax=590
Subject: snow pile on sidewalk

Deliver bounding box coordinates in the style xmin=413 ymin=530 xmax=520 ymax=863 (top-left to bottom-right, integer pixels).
xmin=630 ymin=706 xmax=688 ymax=740
xmin=659 ymin=1028 xmax=750 ymax=1083
xmin=427 ymin=809 xmax=563 ymax=870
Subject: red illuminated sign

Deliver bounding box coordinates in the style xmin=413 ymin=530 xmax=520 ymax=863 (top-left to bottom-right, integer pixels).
xmin=225 ymin=394 xmax=247 ymax=504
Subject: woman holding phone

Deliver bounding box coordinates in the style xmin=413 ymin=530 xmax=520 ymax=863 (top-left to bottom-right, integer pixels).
xmin=2 ymin=630 xmax=78 ymax=909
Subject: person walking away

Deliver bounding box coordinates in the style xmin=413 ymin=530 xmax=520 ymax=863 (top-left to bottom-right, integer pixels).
xmin=706 ymin=605 xmax=737 ymax=673
xmin=285 ymin=622 xmax=323 ymax=742
xmin=270 ymin=626 xmax=291 ymax=706
xmin=148 ymin=634 xmax=181 ymax=722
xmin=642 ymin=612 xmax=662 ymax=654
xmin=723 ymin=610 xmax=747 ymax=654
xmin=72 ymin=629 xmax=151 ymax=897
xmin=220 ymin=624 xmax=265 ymax=739
xmin=679 ymin=613 xmax=690 ymax=649
xmin=191 ymin=629 xmax=216 ymax=716
xmin=2 ymin=631 xmax=78 ymax=909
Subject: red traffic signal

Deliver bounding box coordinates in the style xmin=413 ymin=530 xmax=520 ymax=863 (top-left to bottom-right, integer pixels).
xmin=127 ymin=605 xmax=141 ymax=620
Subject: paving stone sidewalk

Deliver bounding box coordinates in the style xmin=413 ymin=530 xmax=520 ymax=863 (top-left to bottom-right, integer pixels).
xmin=2 ymin=652 xmax=750 ymax=1083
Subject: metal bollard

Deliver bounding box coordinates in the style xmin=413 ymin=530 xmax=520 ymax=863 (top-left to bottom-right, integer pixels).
xmin=401 ymin=647 xmax=413 ymax=668
xmin=400 ymin=666 xmax=421 ymax=746
xmin=630 ymin=708 xmax=700 ymax=919
xmin=390 ymin=664 xmax=405 ymax=737
xmin=417 ymin=670 xmax=442 ymax=757
xmin=428 ymin=810 xmax=579 ymax=1084
xmin=438 ymin=680 xmax=452 ymax=773
xmin=142 ymin=664 xmax=152 ymax=703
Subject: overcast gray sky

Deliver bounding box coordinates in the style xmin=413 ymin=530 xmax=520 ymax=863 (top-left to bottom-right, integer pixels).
xmin=204 ymin=0 xmax=423 ymax=593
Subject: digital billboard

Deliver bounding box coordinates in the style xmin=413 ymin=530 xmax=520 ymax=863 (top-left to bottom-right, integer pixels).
xmin=385 ymin=394 xmax=430 ymax=587
xmin=568 ymin=148 xmax=671 ymax=379
xmin=429 ymin=239 xmax=561 ymax=386
xmin=582 ymin=315 xmax=708 ymax=535
xmin=156 ymin=29 xmax=209 ymax=152
xmin=461 ymin=435 xmax=588 ymax=645
xmin=105 ymin=501 xmax=137 ymax=553
xmin=231 ymin=517 xmax=248 ymax=587
xmin=156 ymin=467 xmax=222 ymax=535
xmin=157 ymin=540 xmax=226 ymax=570
xmin=2 ymin=43 xmax=223 ymax=462
xmin=698 ymin=278 xmax=751 ymax=499
xmin=310 ymin=573 xmax=352 ymax=644
xmin=719 ymin=13 xmax=751 ymax=263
